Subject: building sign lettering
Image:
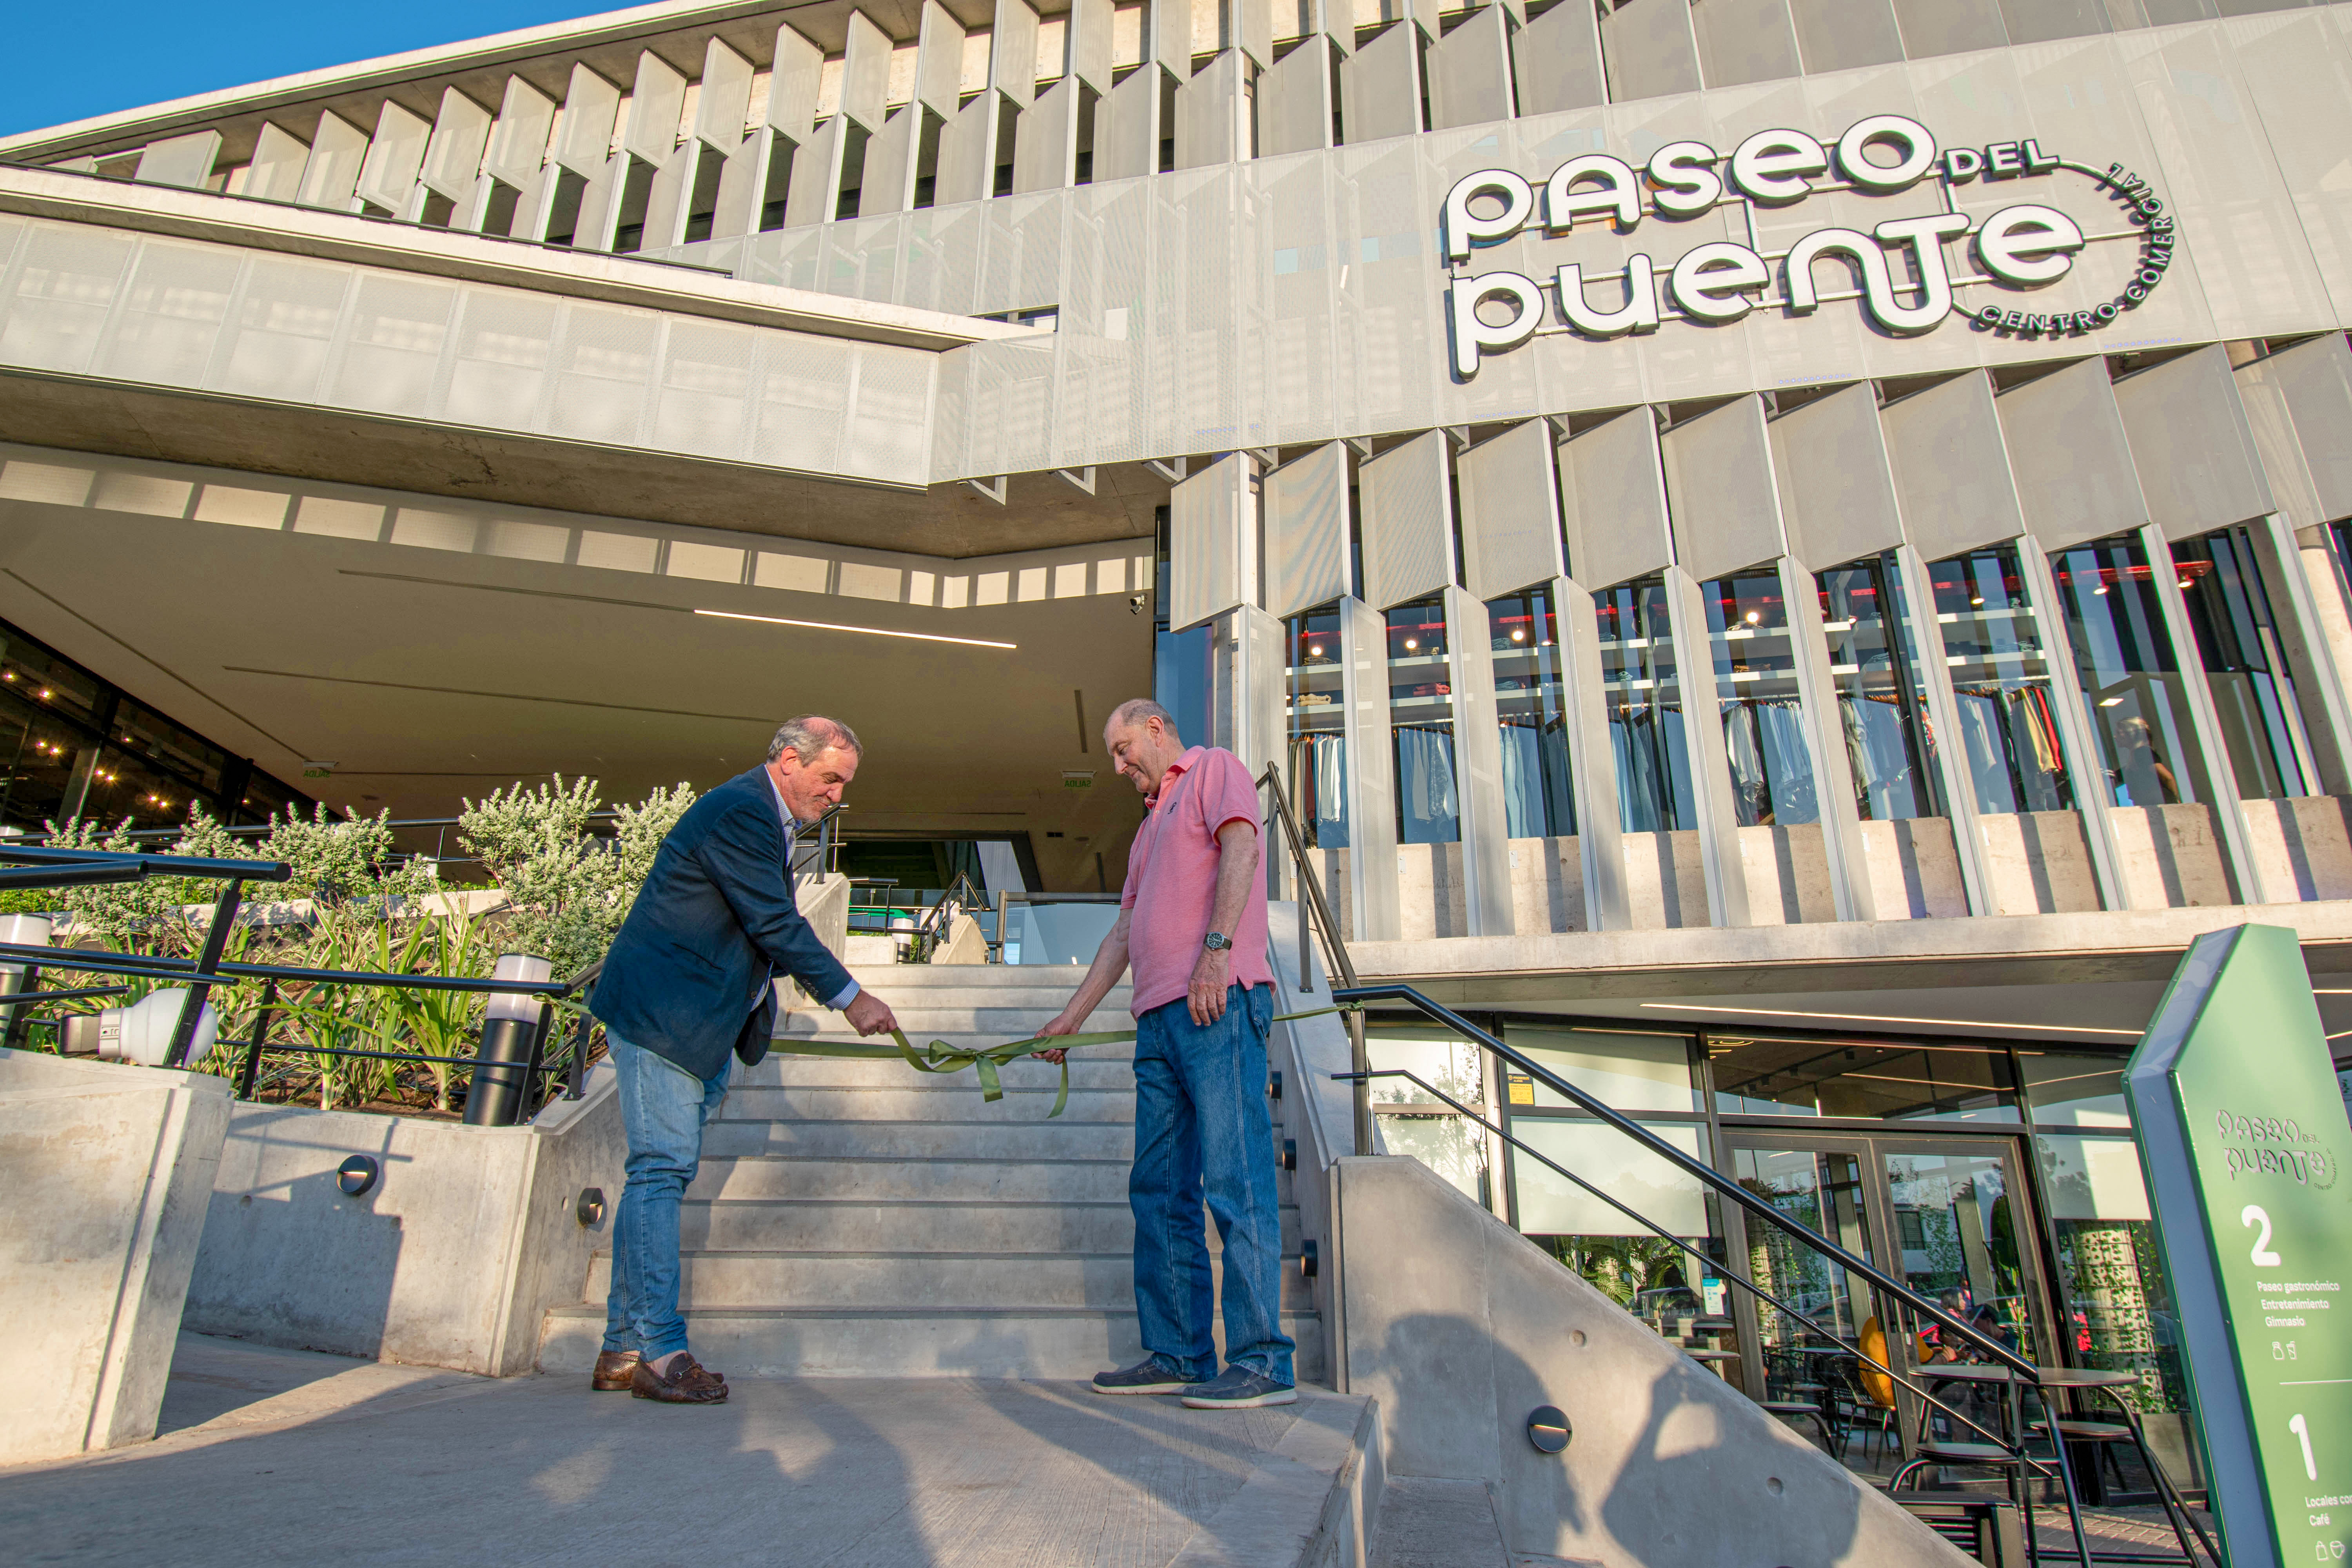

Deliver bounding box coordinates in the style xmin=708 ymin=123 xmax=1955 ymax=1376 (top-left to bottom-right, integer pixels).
xmin=1443 ymin=114 xmax=2176 ymax=379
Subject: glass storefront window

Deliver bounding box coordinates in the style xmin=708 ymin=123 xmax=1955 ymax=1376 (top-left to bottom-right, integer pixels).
xmin=115 ymin=699 xmax=227 ymax=795
xmin=1702 ymin=568 xmax=1818 ymax=826
xmin=1515 ymin=1120 xmax=1713 ymax=1237
xmin=1285 ymin=605 xmax=1347 ymax=848
xmin=2172 ymin=527 xmax=2312 ymax=800
xmin=1709 ymin=1035 xmax=2019 ymax=1123
xmin=2016 ymin=1051 xmax=2129 ymax=1128
xmin=1486 ymin=586 xmax=1575 ymax=839
xmin=1884 ymin=1146 xmax=2037 ymax=1363
xmin=1367 ymin=1025 xmax=1486 ymax=1204
xmin=2048 ymin=534 xmax=2210 ymax=808
xmin=1387 ymin=597 xmax=1458 ymax=844
xmin=1817 ymin=554 xmax=1940 ymax=821
xmin=1928 ymin=545 xmax=2073 ymax=814
xmin=1735 ymin=1145 xmax=1878 ymax=1354
xmin=2036 ymin=1133 xmax=2186 ymax=1416
xmin=1500 ymin=1021 xmax=1698 ymax=1113
xmin=1593 ymin=575 xmax=1695 ymax=833
xmin=0 ymin=631 xmax=103 ymax=727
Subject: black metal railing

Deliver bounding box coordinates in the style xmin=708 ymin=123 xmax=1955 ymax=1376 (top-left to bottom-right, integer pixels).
xmin=1328 ymin=984 xmax=2163 ymax=1567
xmin=1254 ymin=767 xmax=1373 ymax=1156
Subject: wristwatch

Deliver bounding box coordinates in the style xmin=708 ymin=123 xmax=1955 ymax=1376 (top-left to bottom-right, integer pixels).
xmin=1202 ymin=931 xmax=1231 ymax=951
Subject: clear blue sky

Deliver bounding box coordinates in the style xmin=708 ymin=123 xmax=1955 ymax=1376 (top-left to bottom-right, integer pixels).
xmin=2 ymin=4 xmax=609 ymax=138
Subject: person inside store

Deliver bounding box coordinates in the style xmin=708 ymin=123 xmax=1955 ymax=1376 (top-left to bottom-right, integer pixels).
xmin=1035 ymin=697 xmax=1297 ymax=1410
xmin=587 ymin=715 xmax=900 ymax=1404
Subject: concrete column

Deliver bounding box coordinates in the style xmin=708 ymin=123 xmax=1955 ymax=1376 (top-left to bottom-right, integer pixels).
xmin=1891 ymin=543 xmax=1995 ymax=916
xmin=2138 ymin=523 xmax=2270 ymax=906
xmin=1663 ymin=565 xmax=1753 ymax=928
xmin=2014 ymin=539 xmax=2132 ymax=911
xmin=1778 ymin=554 xmax=1876 ymax=923
xmin=1341 ymin=595 xmax=1401 ymax=942
xmin=1553 ymin=574 xmax=1628 ymax=931
xmin=2248 ymin=513 xmax=2352 ymax=796
xmin=1443 ymin=584 xmax=1514 ymax=938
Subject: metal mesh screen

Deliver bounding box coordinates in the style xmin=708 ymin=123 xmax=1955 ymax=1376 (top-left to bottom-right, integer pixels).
xmin=0 ymin=225 xmax=136 ymax=375
xmin=547 ymin=302 xmax=658 ymax=446
xmin=99 ymin=240 xmax=240 ymax=389
xmin=330 ymin=272 xmax=457 ymax=419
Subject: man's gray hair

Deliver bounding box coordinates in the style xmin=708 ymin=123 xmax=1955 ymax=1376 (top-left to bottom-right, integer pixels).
xmin=1105 ymin=697 xmax=1178 ymax=739
xmin=768 ymin=715 xmax=863 ymax=765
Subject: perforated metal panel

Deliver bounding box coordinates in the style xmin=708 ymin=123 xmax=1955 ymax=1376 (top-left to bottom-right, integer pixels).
xmin=1661 ymin=396 xmax=1786 ymax=582
xmin=1267 ymin=443 xmax=1350 ymax=616
xmin=546 ymin=301 xmax=655 ymax=445
xmin=1515 ymin=0 xmax=1605 ymax=113
xmin=1170 ymin=452 xmax=1256 ymax=631
xmin=768 ymin=25 xmax=826 ymax=140
xmin=1458 ymin=419 xmax=1564 ymax=599
xmin=356 ymin=102 xmax=431 ymax=214
xmin=0 ymin=225 xmax=136 ymax=376
xmin=650 ymin=318 xmax=755 ymax=459
xmin=421 ymin=89 xmax=493 ymax=201
xmin=1237 ymin=0 xmax=1276 ymax=69
xmin=1259 ymin=38 xmax=1332 ymax=157
xmin=1691 ymin=0 xmax=1804 ymax=88
xmin=2112 ymin=344 xmax=2274 ymax=541
xmin=1889 ymin=0 xmax=2007 ymax=53
xmin=298 ymin=112 xmax=369 ymax=209
xmin=840 ymin=12 xmax=895 ymax=133
xmin=99 ymin=240 xmax=239 ymax=389
xmin=626 ymin=53 xmax=691 ymax=161
xmin=1996 ymin=0 xmax=2111 ymax=45
xmin=847 ymin=341 xmax=935 ymax=483
xmin=2234 ymin=333 xmax=2352 ymax=532
xmin=1177 ymin=50 xmax=1247 ymax=168
xmin=1559 ymin=407 xmax=1673 ymax=590
xmin=1068 ymin=0 xmax=1117 ymax=92
xmin=1427 ymin=5 xmax=1515 ymax=131
xmin=1150 ymin=0 xmax=1194 ymax=77
xmin=1340 ymin=24 xmax=1421 ymax=143
xmin=752 ymin=330 xmax=852 ymax=474
xmin=1994 ymin=359 xmax=2151 ymax=553
xmin=216 ymin=255 xmax=348 ymax=404
xmin=936 ymin=92 xmax=1001 ymax=206
xmin=1788 ymin=0 xmax=1905 ymax=70
xmin=916 ymin=2 xmax=970 ymax=117
xmin=485 ymin=79 xmax=557 ymax=187
xmin=1768 ymin=384 xmax=1904 ymax=569
xmin=785 ymin=118 xmax=846 ymax=228
xmin=1879 ymin=372 xmax=2025 ymax=561
xmin=245 ymin=124 xmax=310 ymax=203
xmin=1093 ymin=65 xmax=1161 ymax=182
xmin=330 ymin=272 xmax=456 ymax=418
xmin=862 ymin=108 xmax=921 ymax=215
xmin=1600 ymin=0 xmax=1703 ymax=100
xmin=1361 ymin=430 xmax=1454 ymax=610
xmin=443 ymin=287 xmax=557 ymax=430
xmin=1013 ymin=78 xmax=1079 ymax=192
xmin=555 ymin=65 xmax=624 ymax=175
xmin=994 ymin=0 xmax=1044 ymax=107
xmin=696 ymin=40 xmax=756 ymax=147
xmin=133 ymin=131 xmax=220 ymax=191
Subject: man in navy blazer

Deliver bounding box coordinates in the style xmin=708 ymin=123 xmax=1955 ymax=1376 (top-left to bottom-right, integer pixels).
xmin=588 ymin=714 xmax=897 ymax=1403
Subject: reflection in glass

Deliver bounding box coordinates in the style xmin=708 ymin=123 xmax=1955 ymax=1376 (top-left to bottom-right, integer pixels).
xmin=1884 ymin=1147 xmax=2035 ymax=1364
xmin=1734 ymin=1146 xmax=1877 ymax=1381
xmin=2016 ymin=1051 xmax=2129 ymax=1128
xmin=1387 ymin=598 xmax=1459 ymax=844
xmin=1285 ymin=604 xmax=1347 ymax=848
xmin=1929 ymin=545 xmax=2072 ymax=814
xmin=1368 ymin=1026 xmax=1486 ymax=1206
xmin=1486 ymin=586 xmax=1575 ymax=838
xmin=1709 ymin=1036 xmax=2019 ymax=1123
xmin=1501 ymin=1022 xmax=1698 ymax=1113
xmin=2171 ymin=527 xmax=2311 ymax=800
xmin=2049 ymin=535 xmax=2207 ymax=807
xmin=1817 ymin=554 xmax=1940 ymax=820
xmin=2036 ymin=1133 xmax=2184 ymax=1416
xmin=1519 ymin=1121 xmax=1730 ymax=1354
xmin=1593 ymin=576 xmax=1694 ymax=833
xmin=1704 ymin=568 xmax=1818 ymax=826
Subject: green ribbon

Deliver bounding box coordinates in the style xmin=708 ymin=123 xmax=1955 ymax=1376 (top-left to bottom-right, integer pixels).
xmin=768 ymin=1002 xmax=1357 ymax=1118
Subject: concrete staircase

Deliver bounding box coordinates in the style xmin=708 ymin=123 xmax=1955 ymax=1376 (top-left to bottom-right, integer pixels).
xmin=539 ymin=963 xmax=1323 ymax=1379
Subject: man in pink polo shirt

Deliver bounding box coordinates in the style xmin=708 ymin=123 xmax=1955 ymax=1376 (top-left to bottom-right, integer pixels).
xmin=1038 ymin=697 xmax=1296 ymax=1409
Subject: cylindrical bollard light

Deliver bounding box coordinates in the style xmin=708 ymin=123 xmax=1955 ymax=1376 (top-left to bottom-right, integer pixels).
xmin=465 ymin=953 xmax=552 ymax=1126
xmin=0 ymin=914 xmax=53 ymax=1051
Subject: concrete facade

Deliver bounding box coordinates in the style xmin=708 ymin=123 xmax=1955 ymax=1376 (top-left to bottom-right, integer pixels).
xmin=0 ymin=1049 xmax=232 ymax=1464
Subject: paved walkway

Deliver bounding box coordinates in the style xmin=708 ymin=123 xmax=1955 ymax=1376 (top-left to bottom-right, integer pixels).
xmin=2 ymin=1335 xmax=1368 ymax=1568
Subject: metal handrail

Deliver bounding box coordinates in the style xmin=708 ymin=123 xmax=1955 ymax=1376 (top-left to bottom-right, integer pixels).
xmin=1337 ymin=982 xmax=2101 ymax=1566
xmin=1253 ymin=767 xmax=1372 ymax=1154
xmin=0 ymin=843 xmax=293 ymax=880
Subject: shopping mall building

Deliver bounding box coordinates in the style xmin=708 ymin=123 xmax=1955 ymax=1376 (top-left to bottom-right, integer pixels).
xmin=6 ymin=0 xmax=2352 ymax=1483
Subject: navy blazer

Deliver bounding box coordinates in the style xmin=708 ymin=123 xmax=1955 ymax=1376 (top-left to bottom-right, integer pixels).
xmin=589 ymin=766 xmax=855 ymax=1082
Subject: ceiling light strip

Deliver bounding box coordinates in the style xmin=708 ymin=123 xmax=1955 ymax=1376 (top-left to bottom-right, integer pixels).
xmin=1637 ymin=1002 xmax=2141 ymax=1037
xmin=693 ymin=608 xmax=1016 ymax=650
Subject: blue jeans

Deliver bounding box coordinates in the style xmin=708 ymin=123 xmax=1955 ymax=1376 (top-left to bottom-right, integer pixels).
xmin=1130 ymin=984 xmax=1295 ymax=1385
xmin=601 ymin=1033 xmax=731 ymax=1361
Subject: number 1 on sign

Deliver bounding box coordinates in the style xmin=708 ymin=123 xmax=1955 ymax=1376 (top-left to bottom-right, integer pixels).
xmin=2290 ymin=1414 xmax=2317 ymax=1483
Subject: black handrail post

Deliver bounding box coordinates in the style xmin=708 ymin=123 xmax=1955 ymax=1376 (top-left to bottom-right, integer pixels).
xmin=237 ymin=980 xmax=278 ymax=1100
xmin=2 ymin=964 xmax=37 ymax=1051
xmin=565 ymin=1011 xmax=594 ymax=1100
xmin=517 ymin=1002 xmax=553 ymax=1124
xmin=167 ymin=878 xmax=244 ymax=1069
xmin=1257 ymin=767 xmax=1368 ymax=1152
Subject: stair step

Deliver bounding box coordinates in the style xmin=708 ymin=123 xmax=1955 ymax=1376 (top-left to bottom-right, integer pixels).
xmin=675 ymin=1197 xmax=1303 ymax=1254
xmin=716 ymin=1084 xmax=1139 ymax=1123
xmin=537 ymin=1303 xmax=1326 ymax=1381
xmin=584 ymin=1249 xmax=1321 ymax=1312
xmin=734 ymin=1056 xmax=1138 ymax=1090
xmin=703 ymin=1117 xmax=1137 ymax=1160
xmin=688 ymin=1155 xmax=1134 ymax=1203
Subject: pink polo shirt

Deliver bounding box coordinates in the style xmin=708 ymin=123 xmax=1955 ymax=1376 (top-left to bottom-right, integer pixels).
xmin=1121 ymin=745 xmax=1272 ymax=1017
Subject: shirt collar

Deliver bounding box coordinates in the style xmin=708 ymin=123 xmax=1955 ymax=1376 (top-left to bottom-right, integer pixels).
xmin=762 ymin=765 xmax=795 ymax=843
xmin=1146 ymin=746 xmax=1207 ymax=809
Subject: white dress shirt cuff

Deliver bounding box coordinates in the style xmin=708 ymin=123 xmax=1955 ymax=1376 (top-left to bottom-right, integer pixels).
xmin=826 ymin=978 xmax=861 ymax=1011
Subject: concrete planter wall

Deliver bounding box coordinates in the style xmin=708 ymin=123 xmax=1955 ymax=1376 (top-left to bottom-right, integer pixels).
xmin=183 ymin=1063 xmax=623 ymax=1376
xmin=0 ymin=1049 xmax=232 ymax=1464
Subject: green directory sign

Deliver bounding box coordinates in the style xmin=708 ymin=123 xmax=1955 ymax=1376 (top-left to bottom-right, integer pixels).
xmin=2127 ymin=924 xmax=2351 ymax=1568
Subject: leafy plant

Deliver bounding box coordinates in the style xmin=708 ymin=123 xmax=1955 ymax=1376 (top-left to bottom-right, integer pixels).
xmin=458 ymin=776 xmax=694 ymax=978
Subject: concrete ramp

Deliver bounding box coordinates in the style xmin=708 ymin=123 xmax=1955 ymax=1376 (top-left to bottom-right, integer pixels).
xmin=1334 ymin=1156 xmax=1976 ymax=1568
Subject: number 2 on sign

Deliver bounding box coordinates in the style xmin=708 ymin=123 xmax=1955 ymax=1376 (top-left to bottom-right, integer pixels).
xmin=2243 ymin=1205 xmax=2282 ymax=1266
xmin=2290 ymin=1414 xmax=2317 ymax=1483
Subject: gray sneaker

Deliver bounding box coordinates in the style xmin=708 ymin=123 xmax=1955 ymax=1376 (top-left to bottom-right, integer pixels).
xmin=1180 ymin=1366 xmax=1298 ymax=1409
xmin=1091 ymin=1355 xmax=1207 ymax=1396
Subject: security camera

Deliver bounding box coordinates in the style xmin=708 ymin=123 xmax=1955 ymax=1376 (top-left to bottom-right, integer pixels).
xmin=1128 ymin=593 xmax=1148 ymax=614
xmin=61 ymin=988 xmax=218 ymax=1067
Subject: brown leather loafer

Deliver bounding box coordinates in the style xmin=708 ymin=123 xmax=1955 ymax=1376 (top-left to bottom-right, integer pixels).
xmin=592 ymin=1351 xmax=641 ymax=1391
xmin=630 ymin=1352 xmax=728 ymax=1404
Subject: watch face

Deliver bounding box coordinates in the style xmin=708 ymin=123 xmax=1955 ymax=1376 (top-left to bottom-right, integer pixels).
xmin=1204 ymin=932 xmax=1229 ymax=950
